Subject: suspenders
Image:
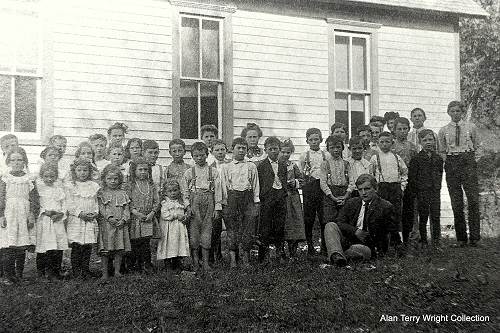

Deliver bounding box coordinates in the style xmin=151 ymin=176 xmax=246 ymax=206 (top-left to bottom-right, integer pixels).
xmin=375 ymin=152 xmax=401 ymax=183
xmin=189 ymin=165 xmax=215 ymax=192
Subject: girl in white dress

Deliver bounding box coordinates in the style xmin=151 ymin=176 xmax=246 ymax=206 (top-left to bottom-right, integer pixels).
xmin=35 ymin=163 xmax=68 ymax=280
xmin=0 ymin=148 xmax=38 ymax=283
xmin=65 ymin=158 xmax=99 ymax=279
xmin=157 ymin=179 xmax=189 ymax=271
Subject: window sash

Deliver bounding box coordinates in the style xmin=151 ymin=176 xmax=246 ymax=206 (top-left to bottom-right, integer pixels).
xmin=180 ymin=80 xmax=222 ymax=140
xmin=179 ymin=14 xmax=223 ymax=83
xmin=0 ymin=1 xmax=42 ymax=139
xmin=333 ymin=31 xmax=371 ymax=136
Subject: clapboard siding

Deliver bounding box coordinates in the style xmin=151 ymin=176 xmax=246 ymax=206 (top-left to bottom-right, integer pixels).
xmin=378 ymin=25 xmax=458 ymax=125
xmin=233 ymin=9 xmax=329 ymax=155
xmin=48 ymin=0 xmax=172 ymax=163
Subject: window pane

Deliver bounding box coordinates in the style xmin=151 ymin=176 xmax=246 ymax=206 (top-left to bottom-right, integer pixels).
xmin=200 ymin=81 xmax=218 ymax=129
xmin=335 ymin=92 xmax=348 ymax=136
xmin=352 ymin=37 xmax=367 ymax=90
xmin=202 ymin=20 xmax=220 ymax=80
xmin=351 ymin=94 xmax=366 ymax=137
xmin=0 ymin=76 xmax=11 ymax=131
xmin=181 ymin=17 xmax=200 ymax=78
xmin=180 ymin=80 xmax=198 ymax=139
xmin=14 ymin=76 xmax=36 ymax=133
xmin=335 ymin=35 xmax=349 ymax=90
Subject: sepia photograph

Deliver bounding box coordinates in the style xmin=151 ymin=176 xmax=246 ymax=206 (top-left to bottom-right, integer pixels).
xmin=0 ymin=0 xmax=498 ymax=331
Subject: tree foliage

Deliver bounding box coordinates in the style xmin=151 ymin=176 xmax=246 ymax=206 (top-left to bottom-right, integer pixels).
xmin=460 ymin=0 xmax=500 ymax=127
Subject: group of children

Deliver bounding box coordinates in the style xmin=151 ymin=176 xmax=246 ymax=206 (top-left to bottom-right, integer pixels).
xmin=0 ymin=100 xmax=481 ymax=283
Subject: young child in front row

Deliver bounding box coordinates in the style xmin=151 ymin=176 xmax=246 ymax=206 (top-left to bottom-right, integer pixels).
xmin=182 ymin=142 xmax=222 ymax=272
xmin=258 ymin=136 xmax=288 ymax=262
xmin=369 ymin=132 xmax=408 ymax=233
xmin=298 ymin=128 xmax=330 ymax=255
xmin=128 ymin=157 xmax=160 ymax=273
xmin=157 ymin=179 xmax=190 ymax=272
xmin=209 ymin=139 xmax=232 ymax=263
xmin=97 ymin=164 xmax=131 ymax=279
xmin=220 ymin=137 xmax=260 ymax=268
xmin=320 ymin=136 xmax=352 ymax=235
xmin=89 ymin=134 xmax=110 ymax=173
xmin=0 ymin=147 xmax=38 ymax=284
xmin=346 ymin=136 xmax=371 ymax=198
xmin=393 ymin=117 xmax=418 ymax=245
xmin=65 ymin=158 xmax=99 ymax=279
xmin=280 ymin=139 xmax=305 ymax=258
xmin=408 ymin=129 xmax=443 ymax=249
xmin=35 ymin=163 xmax=68 ymax=280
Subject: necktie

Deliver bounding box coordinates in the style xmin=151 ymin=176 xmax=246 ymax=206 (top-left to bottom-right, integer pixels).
xmin=455 ymin=123 xmax=460 ymax=146
xmin=357 ymin=201 xmax=367 ymax=230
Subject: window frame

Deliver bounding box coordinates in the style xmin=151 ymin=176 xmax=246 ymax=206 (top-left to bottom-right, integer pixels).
xmin=171 ymin=0 xmax=235 ymax=145
xmin=0 ymin=0 xmax=44 ymax=141
xmin=327 ymin=18 xmax=381 ymax=138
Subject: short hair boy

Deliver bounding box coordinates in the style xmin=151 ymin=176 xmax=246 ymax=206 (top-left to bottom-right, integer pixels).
xmin=220 ymin=137 xmax=260 ymax=268
xmin=181 ymin=141 xmax=222 ymax=271
xmin=257 ymin=137 xmax=287 ymax=262
xmin=392 ymin=117 xmax=418 ymax=245
xmin=437 ymin=100 xmax=480 ymax=246
xmin=369 ymin=131 xmax=408 ymax=232
xmin=200 ymin=125 xmax=218 ymax=165
xmin=384 ymin=112 xmax=400 ymax=133
xmin=298 ymin=128 xmax=331 ymax=255
xmin=347 ymin=136 xmax=371 ymax=197
xmin=408 ymin=129 xmax=443 ymax=248
xmin=165 ymin=139 xmax=190 ymax=185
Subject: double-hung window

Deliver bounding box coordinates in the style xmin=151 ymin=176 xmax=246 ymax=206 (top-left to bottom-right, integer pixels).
xmin=333 ymin=32 xmax=370 ymax=137
xmin=0 ymin=1 xmax=42 ymax=139
xmin=328 ymin=19 xmax=380 ymax=138
xmin=179 ymin=14 xmax=223 ymax=140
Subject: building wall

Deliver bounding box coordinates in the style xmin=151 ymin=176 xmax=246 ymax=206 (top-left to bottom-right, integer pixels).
xmin=28 ymin=0 xmax=173 ymax=164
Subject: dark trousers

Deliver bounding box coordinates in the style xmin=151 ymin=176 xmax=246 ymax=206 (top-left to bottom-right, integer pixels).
xmin=445 ymin=153 xmax=480 ymax=242
xmin=416 ymin=190 xmax=441 ymax=243
xmin=303 ymin=179 xmax=325 ymax=246
xmin=401 ymin=188 xmax=416 ymax=244
xmin=2 ymin=248 xmax=26 ymax=280
xmin=70 ymin=243 xmax=93 ymax=276
xmin=378 ymin=182 xmax=403 ymax=231
xmin=223 ymin=190 xmax=258 ymax=252
xmin=259 ymin=189 xmax=286 ymax=247
xmin=209 ymin=215 xmax=223 ymax=263
xmin=37 ymin=250 xmax=63 ymax=277
xmin=129 ymin=237 xmax=152 ymax=271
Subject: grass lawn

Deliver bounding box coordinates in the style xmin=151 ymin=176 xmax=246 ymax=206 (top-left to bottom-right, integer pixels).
xmin=1 ymin=238 xmax=499 ymax=333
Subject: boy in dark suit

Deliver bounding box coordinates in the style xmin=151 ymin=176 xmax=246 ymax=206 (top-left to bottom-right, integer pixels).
xmin=408 ymin=129 xmax=444 ymax=248
xmin=258 ymin=136 xmax=288 ymax=262
xmin=324 ymin=174 xmax=404 ymax=266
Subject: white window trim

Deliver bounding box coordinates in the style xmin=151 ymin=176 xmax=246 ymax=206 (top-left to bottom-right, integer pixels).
xmin=327 ymin=18 xmax=381 ymax=137
xmin=0 ymin=1 xmax=43 ymax=141
xmin=171 ymin=0 xmax=235 ymax=146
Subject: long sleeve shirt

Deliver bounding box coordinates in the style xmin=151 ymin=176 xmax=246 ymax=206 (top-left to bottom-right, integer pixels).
xmin=181 ymin=164 xmax=223 ymax=211
xmin=298 ymin=149 xmax=330 ymax=180
xmin=369 ymin=151 xmax=408 ymax=190
xmin=347 ymin=157 xmax=371 ymax=192
xmin=220 ymin=160 xmax=260 ymax=205
xmin=438 ymin=120 xmax=478 ymax=155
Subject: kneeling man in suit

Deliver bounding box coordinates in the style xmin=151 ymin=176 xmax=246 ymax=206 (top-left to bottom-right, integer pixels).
xmin=324 ymin=173 xmax=404 ymax=266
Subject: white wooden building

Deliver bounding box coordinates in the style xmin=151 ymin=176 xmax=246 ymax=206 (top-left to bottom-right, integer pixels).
xmin=0 ymin=0 xmax=488 ymax=227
